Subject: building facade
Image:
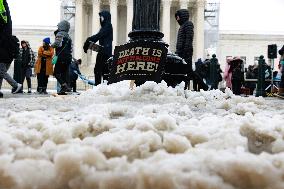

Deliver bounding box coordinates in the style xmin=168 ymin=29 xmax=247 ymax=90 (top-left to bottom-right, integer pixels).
xmin=13 ymin=26 xmax=56 ymax=53
xmin=217 ymin=31 xmax=284 ymax=70
xmin=73 ymin=0 xmax=207 ymax=65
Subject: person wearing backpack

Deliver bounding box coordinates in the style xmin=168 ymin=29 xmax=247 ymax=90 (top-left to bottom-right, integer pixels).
xmin=0 ymin=0 xmax=22 ymax=98
xmin=52 ymin=20 xmax=72 ymax=95
xmin=13 ymin=40 xmax=35 ymax=93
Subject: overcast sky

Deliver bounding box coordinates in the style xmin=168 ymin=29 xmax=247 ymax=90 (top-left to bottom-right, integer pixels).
xmin=7 ymin=0 xmax=284 ymax=33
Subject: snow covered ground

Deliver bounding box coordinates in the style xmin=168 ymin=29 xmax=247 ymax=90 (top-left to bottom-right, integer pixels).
xmin=0 ymin=81 xmax=284 ymax=189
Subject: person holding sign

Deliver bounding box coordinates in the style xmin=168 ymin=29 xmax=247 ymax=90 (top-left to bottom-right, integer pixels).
xmin=175 ymin=9 xmax=208 ymax=91
xmin=83 ymin=10 xmax=113 ymax=86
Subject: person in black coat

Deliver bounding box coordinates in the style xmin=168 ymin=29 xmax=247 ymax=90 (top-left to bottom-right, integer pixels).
xmin=208 ymin=55 xmax=222 ymax=90
xmin=230 ymin=57 xmax=244 ymax=95
xmin=69 ymin=58 xmax=81 ymax=92
xmin=244 ymin=65 xmax=257 ymax=95
xmin=13 ymin=40 xmax=34 ymax=93
xmin=175 ymin=9 xmax=208 ymax=91
xmin=0 ymin=0 xmax=22 ymax=98
xmin=52 ymin=20 xmax=72 ymax=95
xmin=83 ymin=10 xmax=113 ymax=86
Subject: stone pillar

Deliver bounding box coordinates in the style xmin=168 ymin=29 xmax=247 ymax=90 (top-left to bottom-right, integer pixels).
xmin=110 ymin=0 xmax=118 ymax=47
xmin=74 ymin=0 xmax=84 ymax=60
xmin=195 ymin=0 xmax=205 ymax=60
xmin=126 ymin=0 xmax=133 ymax=39
xmin=180 ymin=0 xmax=188 ymax=9
xmin=162 ymin=0 xmax=171 ymax=44
xmin=92 ymin=0 xmax=101 ymax=63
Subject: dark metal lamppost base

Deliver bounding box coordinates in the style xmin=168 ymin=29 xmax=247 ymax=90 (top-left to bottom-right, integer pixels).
xmin=128 ymin=30 xmax=164 ymax=42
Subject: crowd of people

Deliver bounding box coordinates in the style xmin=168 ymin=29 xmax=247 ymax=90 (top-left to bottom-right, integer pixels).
xmin=1 ymin=0 xmax=284 ymax=98
xmin=0 ymin=0 xmax=82 ymax=97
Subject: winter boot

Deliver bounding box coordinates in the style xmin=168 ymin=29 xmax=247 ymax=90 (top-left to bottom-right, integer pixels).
xmin=28 ymin=88 xmax=32 ymax=94
xmin=42 ymin=88 xmax=48 ymax=95
xmin=12 ymin=84 xmax=23 ymax=94
xmin=38 ymin=87 xmax=43 ymax=94
xmin=0 ymin=91 xmax=3 ymax=98
xmin=58 ymin=84 xmax=67 ymax=95
xmin=62 ymin=83 xmax=71 ymax=92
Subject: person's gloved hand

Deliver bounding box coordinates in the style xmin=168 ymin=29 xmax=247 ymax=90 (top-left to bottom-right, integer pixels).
xmin=83 ymin=41 xmax=89 ymax=53
xmin=83 ymin=38 xmax=91 ymax=53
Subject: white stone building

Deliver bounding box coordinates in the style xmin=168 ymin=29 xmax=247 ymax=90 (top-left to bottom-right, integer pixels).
xmin=13 ymin=26 xmax=56 ymax=53
xmin=73 ymin=0 xmax=207 ymax=65
xmin=217 ymin=31 xmax=284 ymax=69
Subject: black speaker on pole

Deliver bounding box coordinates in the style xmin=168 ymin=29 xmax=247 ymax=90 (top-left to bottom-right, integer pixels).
xmin=268 ymin=44 xmax=277 ymax=59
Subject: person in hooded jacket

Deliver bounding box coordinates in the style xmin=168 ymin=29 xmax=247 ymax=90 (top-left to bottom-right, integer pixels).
xmin=13 ymin=40 xmax=34 ymax=93
xmin=0 ymin=0 xmax=22 ymax=98
xmin=34 ymin=37 xmax=54 ymax=94
xmin=175 ymin=9 xmax=208 ymax=91
xmin=52 ymin=20 xmax=72 ymax=95
xmin=83 ymin=10 xmax=113 ymax=86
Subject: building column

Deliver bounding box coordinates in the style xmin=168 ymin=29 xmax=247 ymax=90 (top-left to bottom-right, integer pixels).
xmin=92 ymin=0 xmax=101 ymax=63
xmin=126 ymin=0 xmax=133 ymax=39
xmin=74 ymin=0 xmax=84 ymax=60
xmin=110 ymin=0 xmax=118 ymax=47
xmin=162 ymin=0 xmax=171 ymax=44
xmin=180 ymin=0 xmax=188 ymax=9
xmin=195 ymin=0 xmax=205 ymax=60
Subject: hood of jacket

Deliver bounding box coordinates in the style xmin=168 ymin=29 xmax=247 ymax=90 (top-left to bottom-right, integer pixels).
xmin=21 ymin=40 xmax=31 ymax=49
xmin=99 ymin=10 xmax=111 ymax=26
xmin=175 ymin=9 xmax=189 ymax=25
xmin=57 ymin=20 xmax=70 ymax=32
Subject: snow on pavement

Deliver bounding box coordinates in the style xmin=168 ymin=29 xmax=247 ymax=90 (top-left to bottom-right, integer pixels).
xmin=0 ymin=81 xmax=284 ymax=189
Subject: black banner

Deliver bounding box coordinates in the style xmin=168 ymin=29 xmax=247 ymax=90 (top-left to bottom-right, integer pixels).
xmin=108 ymin=41 xmax=168 ymax=84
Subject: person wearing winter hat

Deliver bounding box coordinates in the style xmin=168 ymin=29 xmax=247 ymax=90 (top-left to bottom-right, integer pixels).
xmin=34 ymin=37 xmax=54 ymax=94
xmin=51 ymin=20 xmax=72 ymax=95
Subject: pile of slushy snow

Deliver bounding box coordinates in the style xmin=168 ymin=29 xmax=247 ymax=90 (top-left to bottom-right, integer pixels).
xmin=0 ymin=81 xmax=284 ymax=189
